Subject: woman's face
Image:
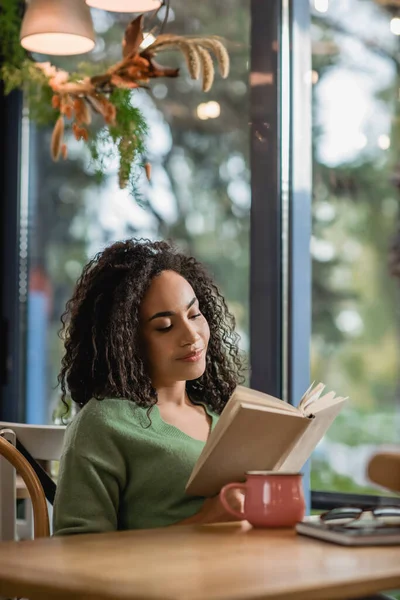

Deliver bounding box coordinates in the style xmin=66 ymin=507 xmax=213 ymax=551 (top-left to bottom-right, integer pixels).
xmin=139 ymin=270 xmax=210 ymax=387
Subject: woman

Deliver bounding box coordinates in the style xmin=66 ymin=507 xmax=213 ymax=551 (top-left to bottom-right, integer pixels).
xmin=53 ymin=238 xmax=245 ymax=535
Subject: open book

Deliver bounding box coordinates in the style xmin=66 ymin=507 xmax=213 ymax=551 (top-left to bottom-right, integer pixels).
xmin=185 ymin=383 xmax=348 ymax=496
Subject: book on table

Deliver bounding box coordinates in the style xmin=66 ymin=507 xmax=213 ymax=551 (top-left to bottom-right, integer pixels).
xmin=296 ymin=516 xmax=400 ymax=546
xmin=185 ymin=382 xmax=348 ymax=497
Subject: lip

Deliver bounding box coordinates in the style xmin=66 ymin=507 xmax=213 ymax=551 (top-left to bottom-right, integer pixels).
xmin=178 ymin=348 xmax=204 ymax=362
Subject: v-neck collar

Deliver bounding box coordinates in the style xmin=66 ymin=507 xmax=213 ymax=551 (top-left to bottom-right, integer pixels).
xmin=151 ymin=401 xmax=217 ymax=444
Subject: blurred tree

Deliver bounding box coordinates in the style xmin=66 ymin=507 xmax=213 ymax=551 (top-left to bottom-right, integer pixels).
xmin=310 ymin=0 xmax=400 ymax=493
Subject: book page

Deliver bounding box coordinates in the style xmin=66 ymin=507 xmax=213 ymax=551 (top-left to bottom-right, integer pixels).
xmin=277 ymin=396 xmax=348 ymax=472
xmin=232 ymin=386 xmax=300 ymax=414
xmin=298 ymin=382 xmax=326 ymax=414
xmin=312 ymin=392 xmax=347 ymax=413
xmin=296 ymin=381 xmax=315 ymax=405
xmin=196 ymin=398 xmax=243 ymax=466
xmin=186 ymin=403 xmax=310 ymax=496
xmin=193 ymin=386 xmax=303 ymax=475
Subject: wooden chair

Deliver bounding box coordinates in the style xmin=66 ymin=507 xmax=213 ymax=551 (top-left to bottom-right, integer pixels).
xmin=367 ymin=451 xmax=400 ymax=494
xmin=0 ymin=436 xmax=49 ymax=538
xmin=0 ymin=421 xmax=65 ymax=541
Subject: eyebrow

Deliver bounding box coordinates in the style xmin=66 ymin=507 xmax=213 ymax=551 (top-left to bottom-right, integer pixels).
xmin=148 ymin=297 xmax=197 ymax=322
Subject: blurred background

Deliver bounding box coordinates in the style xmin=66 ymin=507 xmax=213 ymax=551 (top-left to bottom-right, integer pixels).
xmin=310 ymin=0 xmax=400 ymax=495
xmin=9 ymin=0 xmax=400 ymax=498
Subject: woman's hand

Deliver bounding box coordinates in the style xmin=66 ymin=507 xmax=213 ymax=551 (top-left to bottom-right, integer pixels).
xmin=175 ymin=489 xmax=245 ymax=526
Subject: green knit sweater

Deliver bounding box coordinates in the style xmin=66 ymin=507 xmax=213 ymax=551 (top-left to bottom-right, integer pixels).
xmin=53 ymin=397 xmax=218 ymax=535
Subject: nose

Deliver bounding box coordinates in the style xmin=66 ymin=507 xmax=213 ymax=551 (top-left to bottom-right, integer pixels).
xmin=180 ymin=319 xmax=200 ymax=346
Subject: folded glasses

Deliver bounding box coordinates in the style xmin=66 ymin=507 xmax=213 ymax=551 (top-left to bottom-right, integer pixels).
xmin=320 ymin=506 xmax=400 ymax=529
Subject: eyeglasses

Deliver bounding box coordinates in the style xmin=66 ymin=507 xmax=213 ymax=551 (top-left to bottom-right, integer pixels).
xmin=320 ymin=506 xmax=400 ymax=529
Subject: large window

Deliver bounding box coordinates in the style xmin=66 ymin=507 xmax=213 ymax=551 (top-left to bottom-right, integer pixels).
xmin=6 ymin=0 xmax=396 ymax=507
xmin=21 ymin=1 xmax=250 ymax=423
xmin=310 ymin=0 xmax=400 ymax=495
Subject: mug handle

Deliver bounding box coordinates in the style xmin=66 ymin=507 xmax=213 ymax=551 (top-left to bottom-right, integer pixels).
xmin=219 ymin=482 xmax=246 ymax=519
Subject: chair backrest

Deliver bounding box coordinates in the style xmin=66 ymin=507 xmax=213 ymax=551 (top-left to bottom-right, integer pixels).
xmin=0 ymin=436 xmax=49 ymax=538
xmin=367 ymin=451 xmax=400 ymax=494
xmin=0 ymin=421 xmax=66 ymax=541
xmin=0 ymin=421 xmax=66 ymax=460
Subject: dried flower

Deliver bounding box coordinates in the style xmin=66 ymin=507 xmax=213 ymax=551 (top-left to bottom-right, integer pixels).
xmin=51 ymin=95 xmax=61 ymax=109
xmin=144 ymin=32 xmax=230 ymax=91
xmin=196 ymin=38 xmax=230 ymax=79
xmin=72 ymin=122 xmax=83 ymax=141
xmin=36 ymin=62 xmax=58 ymax=78
xmin=131 ymin=55 xmax=149 ymax=69
xmin=111 ymin=74 xmax=140 ymax=89
xmin=145 ymin=34 xmax=181 ymax=50
xmin=49 ymin=70 xmax=69 ymax=87
xmin=19 ymin=15 xmax=231 ymax=182
xmin=105 ymin=104 xmax=117 ymax=126
xmin=73 ymin=98 xmax=92 ymax=125
xmin=87 ymin=94 xmax=112 ymax=120
xmin=51 ymin=116 xmax=65 ymax=161
xmin=118 ymin=168 xmax=128 ymax=189
xmin=60 ymin=95 xmax=74 ymax=119
xmin=144 ymin=162 xmax=152 ymax=181
xmin=197 ymin=47 xmax=214 ymax=92
xmin=179 ymin=42 xmax=201 ymax=80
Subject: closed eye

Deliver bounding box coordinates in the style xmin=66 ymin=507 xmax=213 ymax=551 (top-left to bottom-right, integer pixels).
xmin=156 ymin=324 xmax=173 ymax=332
xmin=156 ymin=312 xmax=201 ymax=332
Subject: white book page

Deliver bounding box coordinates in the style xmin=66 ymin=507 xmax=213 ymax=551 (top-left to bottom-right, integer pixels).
xmin=278 ymin=397 xmax=348 ymax=472
xmin=298 ymin=382 xmax=326 ymax=414
xmin=236 ymin=386 xmax=300 ymax=414
xmin=312 ymin=393 xmax=347 ymax=413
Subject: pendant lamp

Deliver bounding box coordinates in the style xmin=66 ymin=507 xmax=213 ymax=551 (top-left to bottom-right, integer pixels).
xmin=20 ymin=0 xmax=95 ymax=56
xmin=85 ymin=0 xmax=161 ymax=13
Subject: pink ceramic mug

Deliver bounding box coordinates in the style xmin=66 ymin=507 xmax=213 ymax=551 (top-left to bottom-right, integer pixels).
xmin=219 ymin=471 xmax=306 ymax=528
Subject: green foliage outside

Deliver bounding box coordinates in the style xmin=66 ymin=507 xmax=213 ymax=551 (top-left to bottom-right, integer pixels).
xmin=310 ymin=0 xmax=400 ymax=496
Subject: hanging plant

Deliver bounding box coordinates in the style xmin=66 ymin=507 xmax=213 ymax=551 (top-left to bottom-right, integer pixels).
xmin=0 ymin=1 xmax=230 ymax=191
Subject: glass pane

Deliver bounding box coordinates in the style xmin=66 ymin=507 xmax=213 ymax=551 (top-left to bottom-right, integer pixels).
xmin=22 ymin=1 xmax=250 ymax=423
xmin=310 ymin=0 xmax=400 ymax=495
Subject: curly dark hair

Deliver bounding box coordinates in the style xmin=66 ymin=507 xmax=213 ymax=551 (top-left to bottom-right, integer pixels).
xmin=59 ymin=238 xmax=244 ymax=414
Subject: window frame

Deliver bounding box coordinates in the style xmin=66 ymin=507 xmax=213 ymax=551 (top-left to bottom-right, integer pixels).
xmin=0 ymin=85 xmax=25 ymax=423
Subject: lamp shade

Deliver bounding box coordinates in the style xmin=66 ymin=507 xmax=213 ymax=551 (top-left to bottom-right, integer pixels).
xmin=20 ymin=0 xmax=95 ymax=56
xmin=85 ymin=0 xmax=161 ymax=13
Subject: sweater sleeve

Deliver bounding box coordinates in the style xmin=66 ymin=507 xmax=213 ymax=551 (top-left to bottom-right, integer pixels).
xmin=52 ymin=405 xmax=127 ymax=536
xmin=53 ymin=451 xmax=120 ymax=535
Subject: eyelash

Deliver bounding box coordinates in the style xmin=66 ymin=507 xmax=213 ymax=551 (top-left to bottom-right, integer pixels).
xmin=156 ymin=313 xmax=202 ymax=332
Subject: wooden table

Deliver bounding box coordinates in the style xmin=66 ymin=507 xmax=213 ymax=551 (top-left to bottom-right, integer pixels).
xmin=0 ymin=522 xmax=399 ymax=600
